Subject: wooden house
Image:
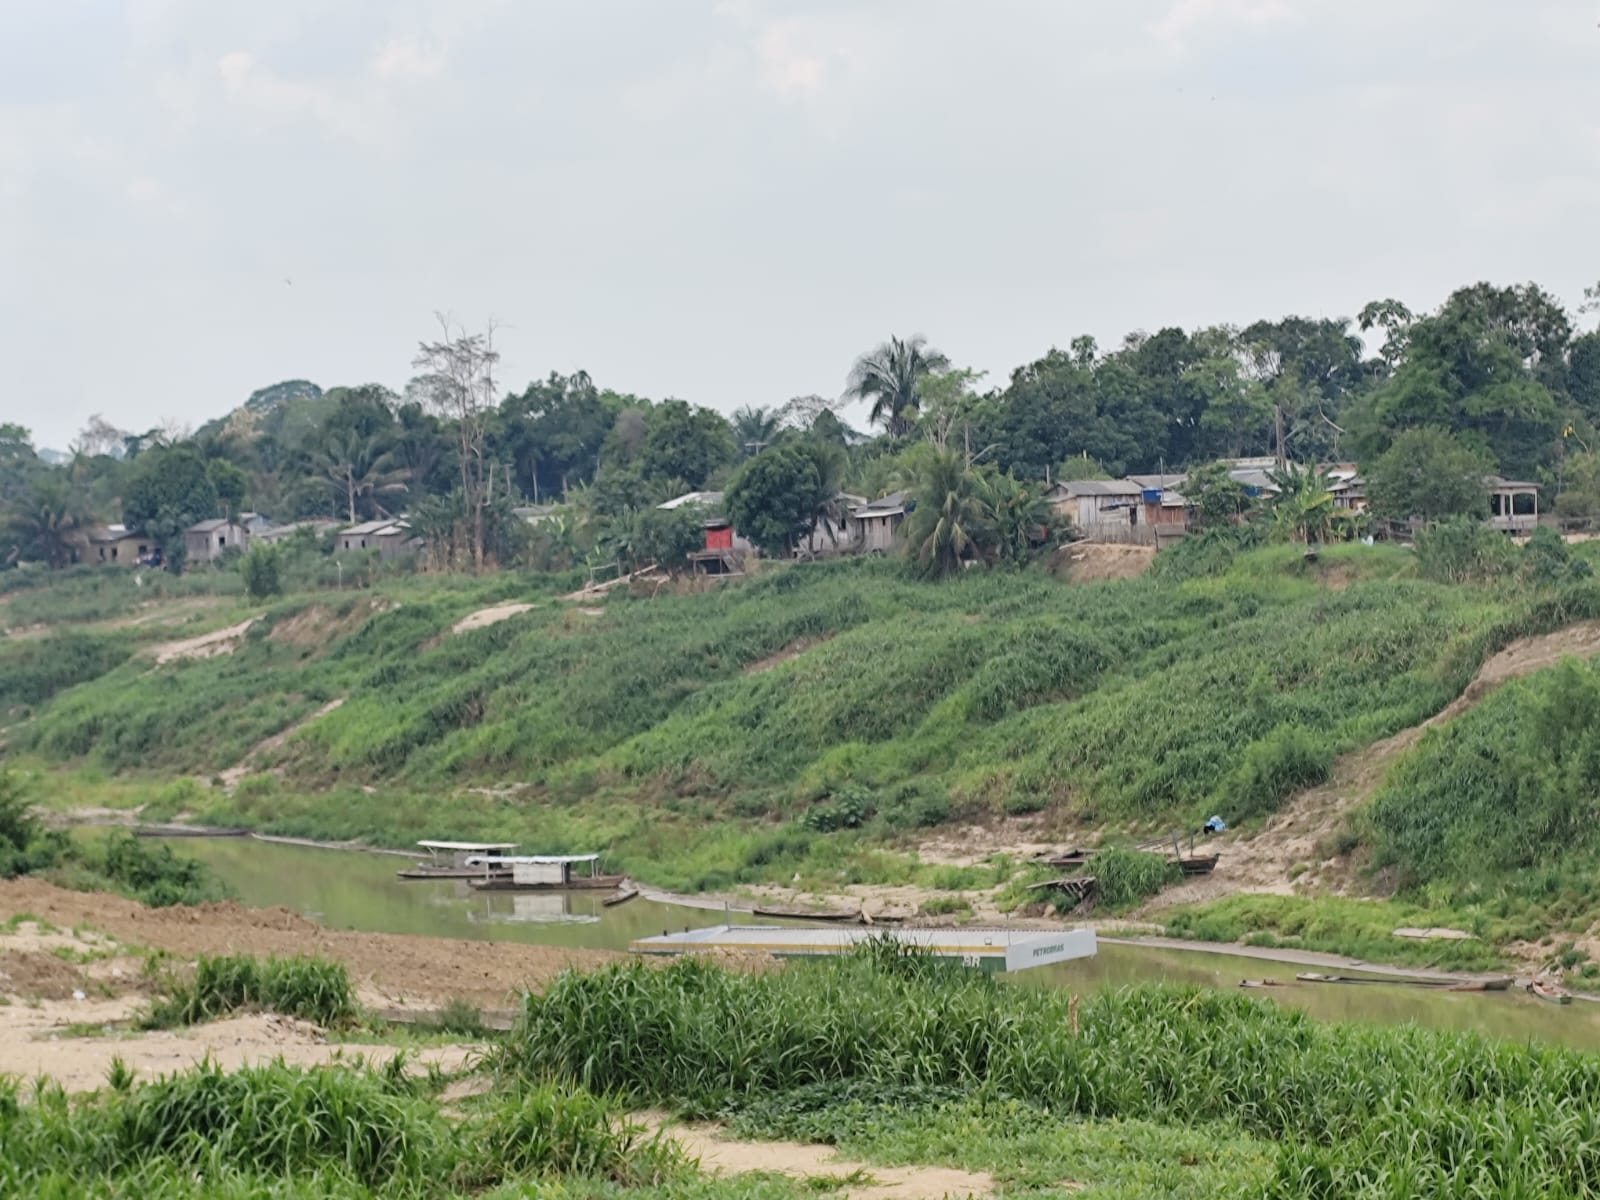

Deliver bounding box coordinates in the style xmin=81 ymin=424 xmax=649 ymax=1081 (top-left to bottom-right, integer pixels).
xmin=83 ymin=524 xmax=158 ymax=567
xmin=849 ymin=492 xmax=908 ymax=553
xmin=184 ymin=518 xmax=250 ymax=564
xmin=1487 ymin=477 xmax=1539 ymax=533
xmin=339 ymin=519 xmax=417 ymax=559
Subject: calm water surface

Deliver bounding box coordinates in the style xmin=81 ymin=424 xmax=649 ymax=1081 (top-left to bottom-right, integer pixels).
xmin=169 ymin=837 xmax=1600 ymax=1050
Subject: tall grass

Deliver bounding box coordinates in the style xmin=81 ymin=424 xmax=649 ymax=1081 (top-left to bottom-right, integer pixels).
xmin=145 ymin=954 xmax=354 ymax=1028
xmin=494 ymin=947 xmax=1600 ymax=1197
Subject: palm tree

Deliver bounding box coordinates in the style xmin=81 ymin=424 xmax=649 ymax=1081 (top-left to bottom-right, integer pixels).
xmin=312 ymin=429 xmax=409 ymax=524
xmin=730 ymin=405 xmax=782 ymax=458
xmin=6 ymin=474 xmax=88 ymax=568
xmin=845 ymin=336 xmax=951 ymax=437
xmin=982 ymin=472 xmax=1050 ymax=565
xmin=1268 ymin=464 xmax=1336 ymax=545
xmin=902 ymin=447 xmax=988 ymax=578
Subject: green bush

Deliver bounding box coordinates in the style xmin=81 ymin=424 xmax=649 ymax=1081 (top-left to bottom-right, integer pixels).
xmin=1091 ymin=847 xmax=1181 ymax=909
xmin=146 ymin=954 xmax=354 ymax=1028
xmin=238 ymin=544 xmax=282 ymax=600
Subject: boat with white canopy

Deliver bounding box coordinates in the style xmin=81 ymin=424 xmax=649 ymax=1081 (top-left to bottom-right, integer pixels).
xmin=464 ymin=853 xmax=624 ymax=892
xmin=397 ymin=840 xmax=518 ymax=880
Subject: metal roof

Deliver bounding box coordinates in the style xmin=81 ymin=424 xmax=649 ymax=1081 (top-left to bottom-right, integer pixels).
xmin=1055 ymin=480 xmax=1143 ymax=497
xmin=466 ymin=854 xmax=600 ymax=865
xmin=343 ymin=519 xmax=408 ymax=536
xmin=187 ymin=518 xmax=236 ymax=532
xmin=417 ymin=840 xmax=518 ymax=851
xmin=1487 ymin=476 xmax=1540 ymax=490
xmin=658 ymin=491 xmax=723 ymax=510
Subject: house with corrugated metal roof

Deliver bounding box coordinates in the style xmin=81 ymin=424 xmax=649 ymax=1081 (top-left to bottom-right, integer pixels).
xmin=183 ymin=518 xmax=250 ymax=564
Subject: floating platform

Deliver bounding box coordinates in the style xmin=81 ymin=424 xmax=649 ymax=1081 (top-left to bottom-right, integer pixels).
xmin=629 ymin=925 xmax=1096 ymax=973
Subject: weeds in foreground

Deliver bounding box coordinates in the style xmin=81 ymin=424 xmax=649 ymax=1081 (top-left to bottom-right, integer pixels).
xmin=143 ymin=953 xmax=354 ymax=1029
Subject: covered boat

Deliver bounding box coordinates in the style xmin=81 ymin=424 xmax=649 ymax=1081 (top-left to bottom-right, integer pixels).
xmin=465 ymin=853 xmax=625 ymax=892
xmin=398 ymin=840 xmax=518 ymax=880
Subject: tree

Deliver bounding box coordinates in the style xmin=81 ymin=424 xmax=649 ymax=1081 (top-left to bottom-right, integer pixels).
xmin=729 ymin=405 xmax=782 ymax=458
xmin=208 ymin=459 xmax=248 ymax=520
xmin=846 ymin=336 xmax=951 ymax=436
xmin=637 ymin=400 xmax=735 ymax=489
xmin=1358 ymin=299 xmax=1415 ymax=368
xmin=1366 ymin=427 xmax=1491 ymax=525
xmin=1267 ymin=464 xmax=1335 ymax=545
xmin=239 ymin=544 xmax=282 ymax=599
xmin=628 ymin=504 xmax=706 ymax=576
xmin=1182 ymin=462 xmax=1251 ymax=527
xmin=1554 ymin=450 xmax=1600 ymax=521
xmin=5 ymin=473 xmax=88 ymax=568
xmin=902 ymin=446 xmax=987 ymax=578
xmin=982 ymin=471 xmax=1050 ymax=565
xmin=413 ymin=316 xmax=502 ymax=573
xmin=122 ymin=445 xmax=219 ymax=569
xmin=724 ymin=443 xmax=828 ymax=557
xmin=312 ymin=427 xmax=408 ymax=523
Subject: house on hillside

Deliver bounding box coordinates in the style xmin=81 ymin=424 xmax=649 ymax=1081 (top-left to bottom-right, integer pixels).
xmin=339 ymin=519 xmax=417 ymax=560
xmin=1047 ymin=479 xmax=1188 ymax=545
xmin=849 ymin=492 xmax=909 ymax=553
xmin=83 ymin=524 xmax=158 ymax=567
xmin=254 ymin=518 xmax=340 ymax=545
xmin=657 ymin=491 xmax=753 ymax=575
xmin=184 ymin=518 xmax=250 ymax=564
xmin=794 ymin=494 xmax=867 ymax=560
xmin=1487 ymin=477 xmax=1539 ymax=534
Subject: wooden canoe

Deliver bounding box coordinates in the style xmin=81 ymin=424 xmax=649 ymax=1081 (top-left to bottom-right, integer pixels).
xmin=468 ymin=873 xmax=627 ymax=893
xmin=1239 ymin=978 xmax=1292 ymax=989
xmin=1295 ymin=972 xmax=1455 ymax=989
xmin=398 ymin=866 xmax=512 ymax=880
xmin=1175 ymin=855 xmax=1220 ymax=876
xmin=1529 ymin=979 xmax=1573 ymax=1005
xmin=752 ymin=905 xmax=863 ymax=923
xmin=602 ymin=887 xmax=640 ymax=907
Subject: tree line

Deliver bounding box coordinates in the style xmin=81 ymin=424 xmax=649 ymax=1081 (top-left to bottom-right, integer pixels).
xmin=5 ymin=279 xmax=1600 ymax=577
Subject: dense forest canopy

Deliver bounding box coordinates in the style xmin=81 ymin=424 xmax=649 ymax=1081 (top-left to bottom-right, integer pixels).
xmin=6 ymin=278 xmax=1600 ymax=573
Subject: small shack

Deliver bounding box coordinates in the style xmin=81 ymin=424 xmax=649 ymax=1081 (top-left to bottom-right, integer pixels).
xmin=184 ymin=518 xmax=250 ymax=564
xmin=849 ymin=492 xmax=908 ymax=553
xmin=84 ymin=524 xmax=157 ymax=567
xmin=339 ymin=519 xmax=416 ymax=560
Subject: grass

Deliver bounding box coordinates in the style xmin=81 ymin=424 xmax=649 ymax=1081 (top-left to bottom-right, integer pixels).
xmin=143 ymin=953 xmax=355 ymax=1028
xmin=495 ymin=944 xmax=1600 ymax=1198
xmin=1161 ymin=894 xmax=1507 ymax=971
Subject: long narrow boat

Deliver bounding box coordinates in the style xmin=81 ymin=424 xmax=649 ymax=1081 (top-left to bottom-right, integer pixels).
xmin=1296 ymin=972 xmax=1455 ymax=989
xmin=397 ymin=840 xmax=518 ymax=880
xmin=1448 ymin=977 xmax=1515 ymax=992
xmin=1529 ymin=979 xmax=1573 ymax=1005
xmin=1175 ymin=854 xmax=1220 ymax=876
xmin=752 ymin=905 xmax=863 ymax=923
xmin=464 ymin=853 xmax=623 ymax=893
xmin=602 ymin=887 xmax=641 ymax=907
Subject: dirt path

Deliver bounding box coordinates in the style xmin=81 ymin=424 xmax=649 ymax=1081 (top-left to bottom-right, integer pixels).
xmin=0 ymin=879 xmax=622 ymax=1009
xmin=451 ymin=602 xmax=535 ymax=634
xmin=149 ymin=618 xmax=256 ymax=665
xmin=653 ymin=1120 xmax=995 ymax=1200
xmin=219 ymin=698 xmax=345 ymax=786
xmin=1148 ymin=619 xmax=1600 ymax=911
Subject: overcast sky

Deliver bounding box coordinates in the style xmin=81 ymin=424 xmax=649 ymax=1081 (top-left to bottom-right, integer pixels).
xmin=3 ymin=1 xmax=1597 ymax=449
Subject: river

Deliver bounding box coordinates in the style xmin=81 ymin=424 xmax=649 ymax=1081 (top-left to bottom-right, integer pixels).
xmin=167 ymin=836 xmax=1600 ymax=1050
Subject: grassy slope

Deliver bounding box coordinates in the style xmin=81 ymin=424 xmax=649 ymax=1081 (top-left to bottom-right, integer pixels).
xmin=7 ymin=547 xmax=1600 ymax=906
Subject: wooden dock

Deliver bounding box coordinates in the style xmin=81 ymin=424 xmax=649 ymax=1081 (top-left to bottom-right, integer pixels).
xmin=629 ymin=925 xmax=1096 ymax=973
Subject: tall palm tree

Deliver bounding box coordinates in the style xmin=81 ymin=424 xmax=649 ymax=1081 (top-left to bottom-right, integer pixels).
xmin=902 ymin=447 xmax=988 ymax=578
xmin=6 ymin=474 xmax=88 ymax=568
xmin=730 ymin=405 xmax=782 ymax=458
xmin=845 ymin=336 xmax=951 ymax=437
xmin=312 ymin=429 xmax=409 ymax=524
xmin=1268 ymin=464 xmax=1335 ymax=545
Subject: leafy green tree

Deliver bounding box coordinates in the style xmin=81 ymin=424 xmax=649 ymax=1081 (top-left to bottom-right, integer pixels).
xmin=982 ymin=471 xmax=1050 ymax=565
xmin=638 ymin=401 xmax=735 ymax=489
xmin=496 ymin=371 xmax=625 ymax=499
xmin=122 ymin=445 xmax=219 ymax=569
xmin=725 ymin=443 xmax=828 ymax=556
xmin=629 ymin=504 xmax=706 ymax=575
xmin=1555 ymin=450 xmax=1600 ymax=520
xmin=1182 ymin=462 xmax=1250 ymax=527
xmin=846 ymin=336 xmax=951 ymax=437
xmin=239 ymin=544 xmax=282 ymax=599
xmin=1366 ymin=427 xmax=1491 ymax=525
xmin=207 ymin=459 xmax=248 ymax=520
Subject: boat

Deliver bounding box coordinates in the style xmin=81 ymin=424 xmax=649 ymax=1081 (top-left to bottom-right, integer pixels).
xmin=1239 ymin=978 xmax=1292 ymax=989
xmin=397 ymin=840 xmax=518 ymax=880
xmin=1295 ymin=972 xmax=1455 ymax=989
xmin=1040 ymin=849 xmax=1096 ymax=868
xmin=602 ymin=886 xmax=641 ymax=907
xmin=133 ymin=825 xmax=251 ymax=839
xmin=1448 ymin=976 xmax=1515 ymax=992
xmin=752 ymin=905 xmax=864 ymax=923
xmin=1174 ymin=854 xmax=1220 ymax=876
xmin=1529 ymin=979 xmax=1572 ymax=1005
xmin=464 ymin=853 xmax=624 ymax=893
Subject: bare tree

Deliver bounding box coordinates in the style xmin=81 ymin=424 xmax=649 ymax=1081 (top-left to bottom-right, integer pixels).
xmin=412 ymin=314 xmax=501 ymax=572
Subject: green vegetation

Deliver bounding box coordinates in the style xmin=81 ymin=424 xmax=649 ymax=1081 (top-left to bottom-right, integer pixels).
xmin=497 ymin=946 xmax=1600 ymax=1198
xmin=144 ymin=953 xmax=355 ymax=1028
xmin=1087 ymin=848 xmax=1179 ymax=911
xmin=1162 ymin=894 xmax=1505 ymax=971
xmin=0 ymin=1059 xmax=687 ymax=1199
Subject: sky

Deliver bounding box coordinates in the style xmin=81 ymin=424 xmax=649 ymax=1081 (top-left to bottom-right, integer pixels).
xmin=3 ymin=0 xmax=1597 ymax=449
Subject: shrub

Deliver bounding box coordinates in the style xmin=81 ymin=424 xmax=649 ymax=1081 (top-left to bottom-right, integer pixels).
xmin=1091 ymin=847 xmax=1180 ymax=909
xmin=1222 ymin=726 xmax=1333 ymax=822
xmin=146 ymin=954 xmax=354 ymax=1028
xmin=238 ymin=544 xmax=282 ymax=600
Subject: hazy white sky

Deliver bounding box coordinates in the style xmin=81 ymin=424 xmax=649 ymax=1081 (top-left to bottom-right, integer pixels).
xmin=3 ymin=0 xmax=1597 ymax=448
